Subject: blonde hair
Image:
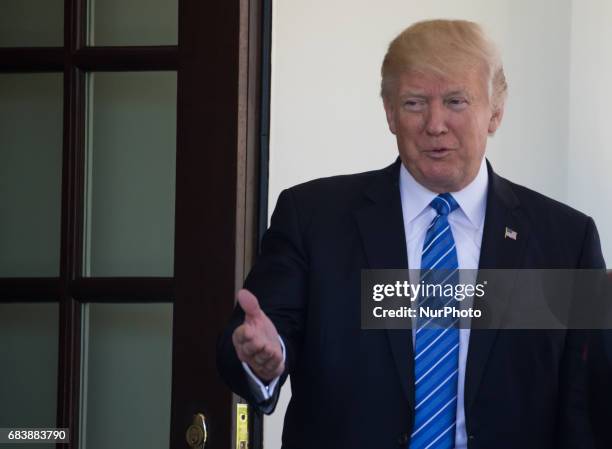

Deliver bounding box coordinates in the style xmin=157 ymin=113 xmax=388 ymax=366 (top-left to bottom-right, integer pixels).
xmin=381 ymin=19 xmax=507 ymax=111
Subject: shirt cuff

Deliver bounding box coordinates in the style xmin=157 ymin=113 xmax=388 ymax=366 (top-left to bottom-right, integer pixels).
xmin=242 ymin=335 xmax=286 ymax=404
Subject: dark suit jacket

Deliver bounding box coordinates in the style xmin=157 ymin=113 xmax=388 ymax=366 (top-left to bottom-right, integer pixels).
xmin=588 ymin=328 xmax=612 ymax=449
xmin=217 ymin=159 xmax=606 ymax=449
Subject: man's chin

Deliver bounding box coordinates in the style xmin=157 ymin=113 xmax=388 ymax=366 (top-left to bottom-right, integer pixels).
xmin=418 ymin=167 xmax=463 ymax=193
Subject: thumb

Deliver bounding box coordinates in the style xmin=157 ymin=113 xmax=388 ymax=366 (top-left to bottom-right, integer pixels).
xmin=237 ymin=289 xmax=262 ymax=321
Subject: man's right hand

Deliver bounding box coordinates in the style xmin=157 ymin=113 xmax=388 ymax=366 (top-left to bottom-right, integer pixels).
xmin=232 ymin=289 xmax=285 ymax=383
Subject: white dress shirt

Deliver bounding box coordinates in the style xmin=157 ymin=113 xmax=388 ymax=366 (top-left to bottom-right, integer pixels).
xmin=400 ymin=158 xmax=488 ymax=449
xmin=243 ymin=158 xmax=489 ymax=442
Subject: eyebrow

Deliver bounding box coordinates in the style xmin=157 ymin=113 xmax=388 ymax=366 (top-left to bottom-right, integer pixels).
xmin=399 ymin=88 xmax=471 ymax=99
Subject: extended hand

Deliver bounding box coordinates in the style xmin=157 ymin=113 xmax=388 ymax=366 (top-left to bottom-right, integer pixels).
xmin=232 ymin=289 xmax=285 ymax=382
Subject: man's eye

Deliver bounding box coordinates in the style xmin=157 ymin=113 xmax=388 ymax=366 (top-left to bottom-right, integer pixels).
xmin=403 ymin=100 xmax=425 ymax=111
xmin=447 ymin=98 xmax=468 ymax=109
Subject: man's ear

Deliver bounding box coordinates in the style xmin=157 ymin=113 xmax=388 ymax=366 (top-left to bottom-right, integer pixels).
xmin=383 ymin=97 xmax=397 ymax=135
xmin=488 ymin=103 xmax=504 ymax=135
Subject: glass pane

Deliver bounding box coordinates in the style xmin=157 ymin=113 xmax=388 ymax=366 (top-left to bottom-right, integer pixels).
xmin=88 ymin=0 xmax=177 ymax=46
xmin=79 ymin=303 xmax=173 ymax=449
xmin=0 ymin=303 xmax=59 ymax=444
xmin=83 ymin=72 xmax=177 ymax=277
xmin=0 ymin=74 xmax=63 ymax=277
xmin=0 ymin=0 xmax=64 ymax=47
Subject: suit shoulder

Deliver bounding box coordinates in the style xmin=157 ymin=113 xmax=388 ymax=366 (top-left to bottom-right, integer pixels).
xmin=506 ymin=179 xmax=591 ymax=224
xmin=269 ymin=163 xmax=397 ymax=233
xmin=503 ymin=177 xmax=605 ymax=267
xmin=283 ymin=164 xmax=392 ymax=206
xmin=290 ymin=166 xmax=386 ymax=192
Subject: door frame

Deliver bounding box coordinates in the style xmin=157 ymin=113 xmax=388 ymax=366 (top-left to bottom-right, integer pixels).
xmin=0 ymin=1 xmax=268 ymax=448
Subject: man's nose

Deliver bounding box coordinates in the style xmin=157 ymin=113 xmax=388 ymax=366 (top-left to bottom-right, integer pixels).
xmin=425 ymin=103 xmax=448 ymax=136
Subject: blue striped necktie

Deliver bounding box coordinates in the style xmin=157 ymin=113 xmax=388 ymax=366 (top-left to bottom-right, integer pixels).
xmin=409 ymin=193 xmax=460 ymax=449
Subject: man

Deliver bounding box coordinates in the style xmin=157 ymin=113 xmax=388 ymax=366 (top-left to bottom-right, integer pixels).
xmin=217 ymin=20 xmax=605 ymax=448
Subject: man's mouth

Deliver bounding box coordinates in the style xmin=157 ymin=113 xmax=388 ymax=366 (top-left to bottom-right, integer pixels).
xmin=424 ymin=148 xmax=452 ymax=158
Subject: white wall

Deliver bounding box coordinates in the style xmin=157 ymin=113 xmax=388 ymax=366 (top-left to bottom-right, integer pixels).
xmin=265 ymin=1 xmax=610 ymax=446
xmin=567 ymin=0 xmax=612 ymax=262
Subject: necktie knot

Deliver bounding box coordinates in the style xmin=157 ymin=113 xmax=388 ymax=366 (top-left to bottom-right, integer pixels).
xmin=430 ymin=193 xmax=459 ymax=216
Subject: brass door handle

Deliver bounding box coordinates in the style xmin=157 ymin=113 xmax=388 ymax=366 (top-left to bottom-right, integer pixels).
xmin=186 ymin=413 xmax=207 ymax=449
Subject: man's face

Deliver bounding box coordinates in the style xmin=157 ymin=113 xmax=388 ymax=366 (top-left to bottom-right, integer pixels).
xmin=383 ymin=68 xmax=503 ymax=193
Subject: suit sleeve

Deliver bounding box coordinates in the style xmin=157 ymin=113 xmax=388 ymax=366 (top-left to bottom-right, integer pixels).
xmin=576 ymin=217 xmax=612 ymax=449
xmin=216 ymin=188 xmax=308 ymax=413
xmin=557 ymin=217 xmax=606 ymax=448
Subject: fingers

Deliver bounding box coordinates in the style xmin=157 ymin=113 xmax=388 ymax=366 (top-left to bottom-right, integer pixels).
xmin=256 ymin=358 xmax=285 ymax=381
xmin=232 ymin=289 xmax=284 ymax=381
xmin=237 ymin=289 xmax=262 ymax=322
xmin=249 ymin=346 xmax=284 ymax=381
xmin=262 ymin=352 xmax=282 ymax=372
xmin=232 ymin=324 xmax=284 ymax=380
xmin=233 ymin=326 xmax=279 ymax=360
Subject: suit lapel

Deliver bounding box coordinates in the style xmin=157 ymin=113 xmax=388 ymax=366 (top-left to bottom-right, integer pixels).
xmin=352 ymin=160 xmax=415 ymax=408
xmin=464 ymin=161 xmax=530 ymax=414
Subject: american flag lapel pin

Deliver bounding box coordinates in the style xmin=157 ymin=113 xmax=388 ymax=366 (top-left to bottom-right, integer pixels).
xmin=504 ymin=227 xmax=518 ymax=240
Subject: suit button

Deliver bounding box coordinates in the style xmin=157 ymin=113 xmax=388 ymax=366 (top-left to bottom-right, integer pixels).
xmin=397 ymin=433 xmax=409 ymax=445
xmin=468 ymin=434 xmax=475 ymax=440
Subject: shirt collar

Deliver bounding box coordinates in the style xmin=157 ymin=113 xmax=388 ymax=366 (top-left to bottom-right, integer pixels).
xmin=399 ymin=157 xmax=488 ymax=229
